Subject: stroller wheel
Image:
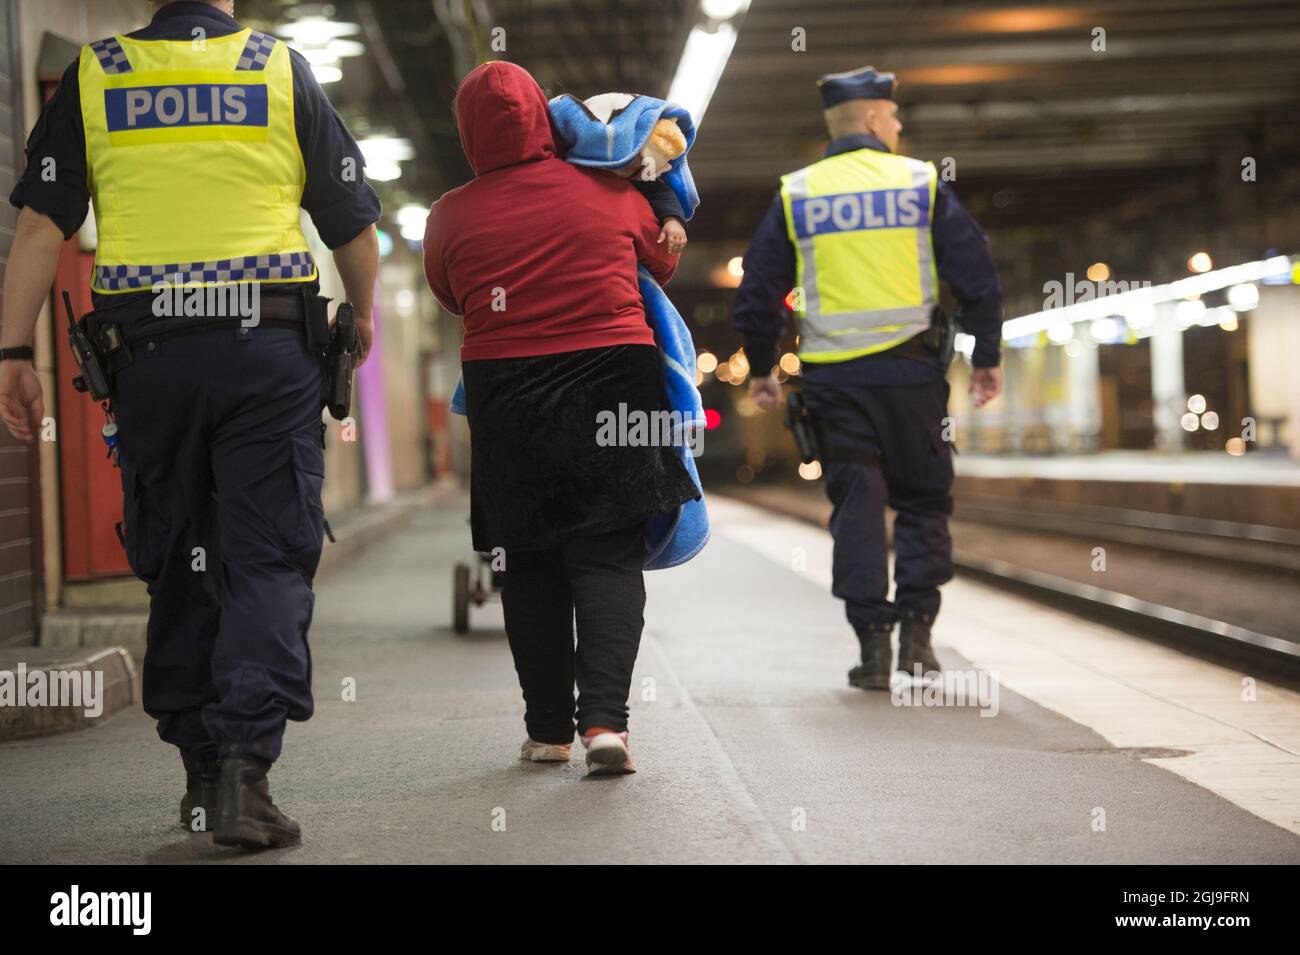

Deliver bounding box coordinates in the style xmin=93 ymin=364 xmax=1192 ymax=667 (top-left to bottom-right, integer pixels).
xmin=453 ymin=562 xmax=471 ymax=634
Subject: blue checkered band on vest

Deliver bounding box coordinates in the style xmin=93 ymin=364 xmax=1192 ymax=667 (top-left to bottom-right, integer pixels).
xmin=90 ymin=37 xmax=133 ymax=75
xmin=235 ymin=31 xmax=278 ymax=71
xmin=94 ymin=252 xmax=316 ymax=292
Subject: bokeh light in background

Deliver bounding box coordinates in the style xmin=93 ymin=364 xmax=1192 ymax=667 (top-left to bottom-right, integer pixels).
xmin=1175 ymin=299 xmax=1206 ymax=327
xmin=277 ymin=14 xmax=364 ymax=85
xmin=1227 ymin=283 xmax=1259 ymax=311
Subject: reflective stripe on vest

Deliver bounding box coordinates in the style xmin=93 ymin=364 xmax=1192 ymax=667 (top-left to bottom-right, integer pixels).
xmin=79 ymin=29 xmax=316 ymax=294
xmin=780 ymin=149 xmax=939 ymax=363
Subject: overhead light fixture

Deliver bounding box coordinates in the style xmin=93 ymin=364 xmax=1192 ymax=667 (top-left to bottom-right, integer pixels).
xmin=668 ymin=4 xmax=750 ymax=127
xmin=278 ymin=17 xmax=361 ymax=45
xmin=278 ymin=15 xmax=364 ymax=85
xmin=312 ymin=64 xmax=343 ymax=84
xmin=327 ymin=39 xmax=366 ymax=59
xmin=359 ymin=135 xmax=415 ymax=183
xmin=364 ymin=160 xmax=401 ymax=182
xmin=1187 ymin=251 xmax=1213 ymax=273
xmin=701 ymin=0 xmax=750 ymax=19
xmin=395 ymin=204 xmax=429 ymax=242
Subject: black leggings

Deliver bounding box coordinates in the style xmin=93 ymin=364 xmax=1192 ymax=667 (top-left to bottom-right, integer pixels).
xmin=499 ymin=522 xmax=646 ymax=743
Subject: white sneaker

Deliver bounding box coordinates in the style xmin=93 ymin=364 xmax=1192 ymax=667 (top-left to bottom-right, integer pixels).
xmin=519 ymin=738 xmax=572 ymax=763
xmin=581 ymin=729 xmax=636 ymax=776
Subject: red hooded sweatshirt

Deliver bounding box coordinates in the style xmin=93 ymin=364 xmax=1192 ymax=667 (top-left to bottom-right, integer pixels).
xmin=424 ymin=62 xmax=678 ymax=361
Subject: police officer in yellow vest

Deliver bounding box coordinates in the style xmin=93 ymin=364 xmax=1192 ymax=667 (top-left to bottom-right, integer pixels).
xmin=1 ymin=0 xmax=380 ymax=849
xmin=733 ymin=67 xmax=1004 ymax=690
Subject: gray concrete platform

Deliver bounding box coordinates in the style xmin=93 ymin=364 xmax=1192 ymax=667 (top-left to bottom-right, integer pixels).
xmin=1 ymin=492 xmax=1297 ymax=864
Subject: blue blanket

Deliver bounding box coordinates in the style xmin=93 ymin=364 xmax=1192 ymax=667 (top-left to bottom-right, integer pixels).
xmin=547 ymin=93 xmax=699 ymax=221
xmin=451 ymin=94 xmax=708 ymax=570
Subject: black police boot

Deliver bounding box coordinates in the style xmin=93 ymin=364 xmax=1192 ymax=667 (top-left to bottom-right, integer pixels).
xmin=179 ymin=752 xmax=221 ymax=833
xmin=897 ymin=616 xmax=942 ymax=681
xmin=213 ymin=755 xmax=301 ymax=851
xmin=848 ymin=623 xmax=894 ymax=690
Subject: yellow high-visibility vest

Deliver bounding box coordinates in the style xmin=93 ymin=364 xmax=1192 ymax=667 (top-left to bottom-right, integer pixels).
xmin=780 ymin=147 xmax=939 ymax=363
xmin=78 ymin=29 xmax=316 ymax=294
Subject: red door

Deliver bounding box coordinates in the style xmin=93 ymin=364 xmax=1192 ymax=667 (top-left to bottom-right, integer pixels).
xmin=55 ymin=251 xmax=130 ymax=579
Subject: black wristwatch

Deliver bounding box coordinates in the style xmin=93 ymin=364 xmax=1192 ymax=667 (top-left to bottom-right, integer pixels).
xmin=0 ymin=346 xmax=34 ymax=362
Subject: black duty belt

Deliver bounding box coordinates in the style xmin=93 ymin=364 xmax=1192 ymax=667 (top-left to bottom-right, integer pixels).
xmin=91 ymin=293 xmax=332 ymax=376
xmin=112 ymin=296 xmax=309 ymax=349
xmin=65 ymin=288 xmax=340 ymax=403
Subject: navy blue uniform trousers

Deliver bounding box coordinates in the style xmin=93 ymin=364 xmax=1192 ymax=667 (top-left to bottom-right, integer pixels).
xmin=802 ymin=378 xmax=954 ymax=632
xmin=112 ymin=326 xmax=325 ymax=764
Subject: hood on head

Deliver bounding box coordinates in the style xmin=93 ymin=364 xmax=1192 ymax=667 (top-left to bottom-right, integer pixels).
xmin=454 ymin=61 xmax=556 ymax=175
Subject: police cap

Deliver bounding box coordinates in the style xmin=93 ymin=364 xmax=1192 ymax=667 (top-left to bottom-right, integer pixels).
xmin=817 ymin=66 xmax=897 ymax=109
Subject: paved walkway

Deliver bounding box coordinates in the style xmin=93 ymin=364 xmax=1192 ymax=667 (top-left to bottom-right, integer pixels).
xmin=1 ymin=494 xmax=1297 ymax=863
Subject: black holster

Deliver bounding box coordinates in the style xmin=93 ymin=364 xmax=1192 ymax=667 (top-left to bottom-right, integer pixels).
xmin=784 ymin=389 xmax=821 ymax=465
xmin=322 ymin=303 xmax=359 ymax=421
xmin=922 ymin=306 xmax=956 ymax=368
xmin=303 ymin=292 xmax=331 ymax=352
xmin=64 ymin=292 xmax=122 ymax=401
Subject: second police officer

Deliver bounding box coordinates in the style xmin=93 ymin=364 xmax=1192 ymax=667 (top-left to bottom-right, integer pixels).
xmin=0 ymin=0 xmax=380 ymax=849
xmin=733 ymin=67 xmax=1005 ymax=691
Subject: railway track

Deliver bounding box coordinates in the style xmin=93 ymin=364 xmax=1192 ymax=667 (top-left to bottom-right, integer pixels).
xmin=721 ymin=483 xmax=1300 ymax=685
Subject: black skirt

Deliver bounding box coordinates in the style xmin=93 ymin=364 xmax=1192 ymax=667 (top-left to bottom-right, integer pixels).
xmin=463 ymin=344 xmax=700 ymax=554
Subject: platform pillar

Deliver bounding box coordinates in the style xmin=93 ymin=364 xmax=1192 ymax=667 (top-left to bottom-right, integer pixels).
xmin=1150 ymin=302 xmax=1185 ymax=451
xmin=1065 ymin=339 xmax=1101 ymax=451
xmin=1247 ymin=284 xmax=1300 ymax=459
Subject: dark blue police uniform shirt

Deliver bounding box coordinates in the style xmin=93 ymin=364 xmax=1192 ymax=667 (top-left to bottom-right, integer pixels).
xmin=732 ymin=133 xmax=1004 ymax=385
xmin=8 ymin=1 xmax=382 ymax=313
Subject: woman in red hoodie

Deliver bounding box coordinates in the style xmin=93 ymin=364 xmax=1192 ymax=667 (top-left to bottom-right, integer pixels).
xmin=424 ymin=62 xmax=698 ymax=776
